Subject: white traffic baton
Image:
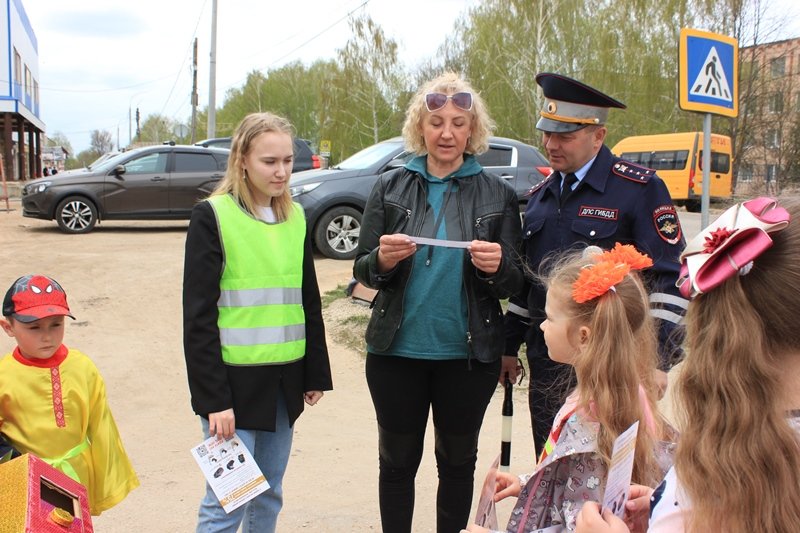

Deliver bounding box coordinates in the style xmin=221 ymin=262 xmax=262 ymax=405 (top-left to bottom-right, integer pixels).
xmin=500 ymin=376 xmax=513 ymax=472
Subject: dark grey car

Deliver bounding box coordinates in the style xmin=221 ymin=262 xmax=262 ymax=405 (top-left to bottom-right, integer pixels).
xmin=21 ymin=145 xmax=229 ymax=233
xmin=195 ymin=137 xmax=321 ymax=172
xmin=290 ymin=136 xmax=552 ymax=260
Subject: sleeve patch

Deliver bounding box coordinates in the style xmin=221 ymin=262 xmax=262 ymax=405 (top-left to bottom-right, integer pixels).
xmin=653 ymin=205 xmax=682 ymax=244
xmin=612 ymin=161 xmax=655 ymax=184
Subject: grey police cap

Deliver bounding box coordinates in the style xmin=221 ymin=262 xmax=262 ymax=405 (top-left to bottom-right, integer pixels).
xmin=535 ymin=73 xmax=626 ymax=133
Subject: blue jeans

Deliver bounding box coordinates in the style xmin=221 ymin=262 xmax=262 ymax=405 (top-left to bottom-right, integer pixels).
xmin=196 ymin=392 xmax=293 ymax=533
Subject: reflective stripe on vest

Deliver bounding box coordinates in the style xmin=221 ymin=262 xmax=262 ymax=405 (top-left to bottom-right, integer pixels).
xmin=218 ymin=287 xmax=303 ymax=307
xmin=208 ymin=194 xmax=307 ymax=366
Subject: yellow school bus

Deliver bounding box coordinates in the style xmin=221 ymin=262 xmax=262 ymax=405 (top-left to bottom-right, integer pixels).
xmin=610 ymin=132 xmax=732 ymax=212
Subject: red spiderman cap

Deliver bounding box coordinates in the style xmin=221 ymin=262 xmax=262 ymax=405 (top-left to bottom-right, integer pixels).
xmin=2 ymin=275 xmax=75 ymax=323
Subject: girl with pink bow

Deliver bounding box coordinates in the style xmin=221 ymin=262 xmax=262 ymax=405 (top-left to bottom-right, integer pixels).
xmin=576 ymin=197 xmax=800 ymax=533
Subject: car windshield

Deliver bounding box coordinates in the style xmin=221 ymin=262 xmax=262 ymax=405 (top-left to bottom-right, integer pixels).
xmin=87 ymin=152 xmax=121 ymax=169
xmin=336 ymin=140 xmax=404 ymax=170
xmin=91 ymin=151 xmax=138 ymax=173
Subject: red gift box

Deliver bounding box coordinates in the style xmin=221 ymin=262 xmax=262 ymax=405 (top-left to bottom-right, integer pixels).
xmin=0 ymin=453 xmax=93 ymax=532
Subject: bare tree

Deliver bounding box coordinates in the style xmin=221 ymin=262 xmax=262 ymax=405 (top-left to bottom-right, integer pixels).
xmin=45 ymin=131 xmax=74 ymax=156
xmin=90 ymin=130 xmax=114 ymax=155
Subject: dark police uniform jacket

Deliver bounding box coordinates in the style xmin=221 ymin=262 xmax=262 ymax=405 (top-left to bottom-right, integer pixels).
xmin=504 ymin=145 xmax=687 ymax=369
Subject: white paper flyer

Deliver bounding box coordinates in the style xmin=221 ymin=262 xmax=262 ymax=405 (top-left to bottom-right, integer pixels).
xmin=190 ymin=433 xmax=270 ymax=513
xmin=473 ymin=455 xmax=499 ymax=530
xmin=601 ymin=420 xmax=639 ymax=518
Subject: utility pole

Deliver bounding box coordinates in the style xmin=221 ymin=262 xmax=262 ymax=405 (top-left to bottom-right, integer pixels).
xmin=207 ymin=0 xmax=217 ymax=139
xmin=191 ymin=38 xmax=198 ymax=143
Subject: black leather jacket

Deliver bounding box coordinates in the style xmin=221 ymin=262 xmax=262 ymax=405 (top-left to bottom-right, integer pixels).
xmin=353 ymin=166 xmax=524 ymax=364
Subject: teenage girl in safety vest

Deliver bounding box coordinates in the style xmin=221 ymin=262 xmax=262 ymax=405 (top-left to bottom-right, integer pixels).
xmin=183 ymin=112 xmax=333 ymax=533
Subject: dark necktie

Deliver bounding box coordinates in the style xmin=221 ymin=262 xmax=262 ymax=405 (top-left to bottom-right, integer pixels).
xmin=560 ymin=172 xmax=578 ymax=206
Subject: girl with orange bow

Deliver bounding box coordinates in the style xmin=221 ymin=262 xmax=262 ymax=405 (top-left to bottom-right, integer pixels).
xmin=464 ymin=244 xmax=673 ymax=533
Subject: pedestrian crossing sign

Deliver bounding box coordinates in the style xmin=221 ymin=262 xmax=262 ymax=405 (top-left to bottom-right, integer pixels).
xmin=679 ymin=28 xmax=738 ymax=117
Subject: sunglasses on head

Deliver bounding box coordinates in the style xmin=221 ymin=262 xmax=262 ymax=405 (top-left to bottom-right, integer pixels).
xmin=424 ymin=92 xmax=473 ymax=112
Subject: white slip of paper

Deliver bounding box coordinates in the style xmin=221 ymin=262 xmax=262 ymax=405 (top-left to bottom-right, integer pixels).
xmin=407 ymin=236 xmax=471 ymax=249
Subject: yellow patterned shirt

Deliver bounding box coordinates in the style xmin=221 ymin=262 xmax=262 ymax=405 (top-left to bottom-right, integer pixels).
xmin=0 ymin=345 xmax=139 ymax=514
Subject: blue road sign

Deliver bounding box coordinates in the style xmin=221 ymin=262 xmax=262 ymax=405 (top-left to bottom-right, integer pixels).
xmin=679 ymin=28 xmax=738 ymax=117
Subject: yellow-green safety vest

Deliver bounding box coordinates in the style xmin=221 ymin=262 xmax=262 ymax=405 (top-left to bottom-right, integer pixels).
xmin=207 ymin=194 xmax=306 ymax=366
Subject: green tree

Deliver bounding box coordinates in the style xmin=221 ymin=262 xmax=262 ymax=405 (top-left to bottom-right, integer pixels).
xmin=203 ymin=60 xmax=335 ymax=152
xmin=440 ymin=0 xmax=716 ymax=149
xmin=190 ymin=0 xmax=792 ymax=183
xmin=321 ymin=14 xmax=407 ymax=161
xmin=73 ymin=148 xmax=101 ymax=169
xmin=138 ymin=114 xmax=176 ymax=144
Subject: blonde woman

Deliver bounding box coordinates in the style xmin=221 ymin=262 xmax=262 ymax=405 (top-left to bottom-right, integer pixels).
xmin=183 ymin=112 xmax=332 ymax=533
xmin=353 ymin=72 xmax=524 ymax=532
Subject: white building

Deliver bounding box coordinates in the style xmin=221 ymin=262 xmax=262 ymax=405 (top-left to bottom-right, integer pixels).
xmin=1 ymin=0 xmax=45 ymax=181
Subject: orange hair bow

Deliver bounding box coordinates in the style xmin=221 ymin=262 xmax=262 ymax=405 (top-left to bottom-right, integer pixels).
xmin=572 ymin=243 xmax=653 ymax=304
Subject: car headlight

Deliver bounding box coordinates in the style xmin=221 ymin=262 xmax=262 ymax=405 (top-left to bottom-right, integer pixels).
xmin=25 ymin=181 xmax=51 ymax=194
xmin=290 ymin=182 xmax=321 ymax=197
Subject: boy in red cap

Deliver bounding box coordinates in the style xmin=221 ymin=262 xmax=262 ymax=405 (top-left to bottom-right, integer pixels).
xmin=0 ymin=274 xmax=139 ymax=515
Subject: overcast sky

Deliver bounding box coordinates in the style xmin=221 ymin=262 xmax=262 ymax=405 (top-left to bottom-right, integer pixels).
xmin=20 ymin=0 xmax=800 ymax=155
xmin=22 ymin=0 xmax=478 ymax=154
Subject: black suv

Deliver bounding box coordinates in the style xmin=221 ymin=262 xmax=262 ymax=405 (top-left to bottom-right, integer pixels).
xmin=195 ymin=137 xmax=321 ymax=172
xmin=21 ymin=144 xmax=229 ymax=233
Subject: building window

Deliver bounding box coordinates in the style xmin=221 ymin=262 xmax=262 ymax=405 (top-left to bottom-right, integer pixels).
xmin=34 ymin=80 xmax=39 ymax=107
xmin=739 ymin=165 xmax=753 ymax=183
xmin=767 ymin=129 xmax=781 ymax=148
xmin=750 ymin=95 xmax=760 ymax=114
xmin=13 ymin=49 xmax=22 ymax=84
xmin=741 ymin=59 xmax=759 ymax=77
xmin=767 ymin=164 xmax=777 ymax=182
xmin=24 ymin=66 xmax=32 ymax=97
xmin=769 ymin=92 xmax=784 ymax=113
xmin=771 ymin=57 xmax=785 ymax=78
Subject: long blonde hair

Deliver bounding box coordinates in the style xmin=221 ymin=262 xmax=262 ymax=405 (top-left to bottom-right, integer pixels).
xmin=544 ymin=250 xmax=664 ymax=487
xmin=211 ymin=112 xmax=295 ymax=222
xmin=675 ymin=199 xmax=800 ymax=532
xmin=401 ymin=71 xmax=495 ymax=155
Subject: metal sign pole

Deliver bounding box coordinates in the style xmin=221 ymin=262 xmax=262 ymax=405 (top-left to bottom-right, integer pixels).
xmin=679 ymin=28 xmax=738 ymax=229
xmin=701 ymin=113 xmax=712 ymax=229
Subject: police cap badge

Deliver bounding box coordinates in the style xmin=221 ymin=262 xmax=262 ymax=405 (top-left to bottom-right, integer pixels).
xmin=535 ymin=72 xmax=626 ymax=133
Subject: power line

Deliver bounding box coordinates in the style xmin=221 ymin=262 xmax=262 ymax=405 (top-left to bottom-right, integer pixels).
xmin=158 ymin=0 xmax=209 ymax=118
xmin=219 ymin=0 xmax=370 ymax=94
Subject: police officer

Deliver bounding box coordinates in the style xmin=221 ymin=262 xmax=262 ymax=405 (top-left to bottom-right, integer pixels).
xmin=503 ymin=73 xmax=688 ymax=452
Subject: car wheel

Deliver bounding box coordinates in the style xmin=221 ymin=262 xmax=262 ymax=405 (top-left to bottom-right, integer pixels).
xmin=314 ymin=206 xmax=361 ymax=260
xmin=55 ymin=196 xmax=98 ymax=234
